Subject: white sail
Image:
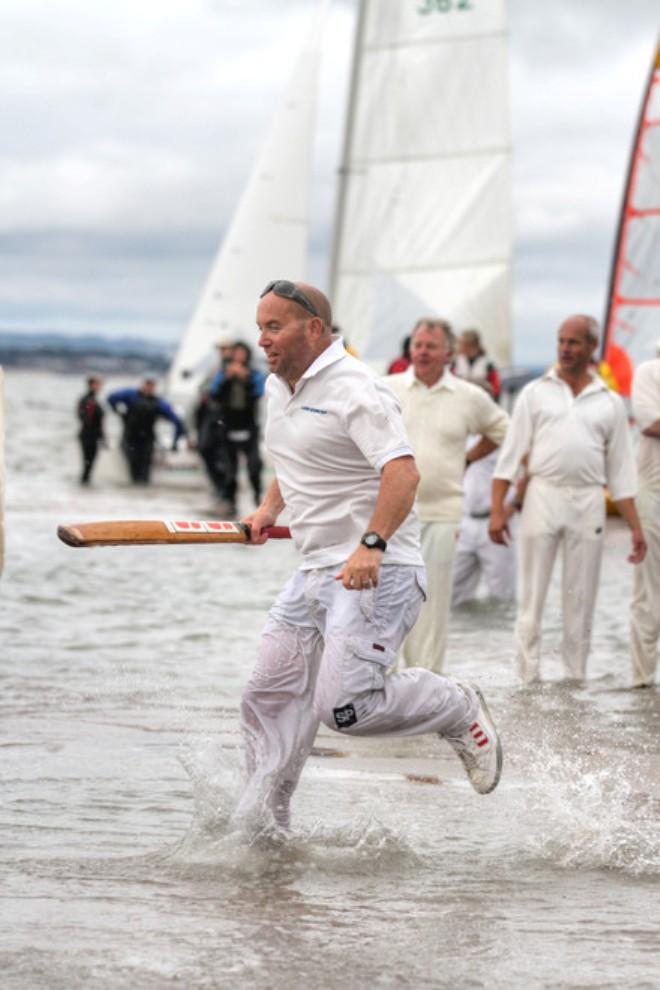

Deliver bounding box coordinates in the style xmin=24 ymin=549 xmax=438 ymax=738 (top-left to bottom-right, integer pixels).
xmin=330 ymin=0 xmax=512 ymax=368
xmin=168 ymin=19 xmax=324 ymax=407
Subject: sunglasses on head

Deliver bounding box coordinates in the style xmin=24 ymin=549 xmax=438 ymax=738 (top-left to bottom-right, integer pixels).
xmin=260 ymin=280 xmax=319 ymax=317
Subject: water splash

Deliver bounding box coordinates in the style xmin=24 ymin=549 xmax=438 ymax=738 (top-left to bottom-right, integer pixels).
xmin=177 ymin=735 xmax=241 ymax=832
xmin=521 ymin=740 xmax=660 ymax=876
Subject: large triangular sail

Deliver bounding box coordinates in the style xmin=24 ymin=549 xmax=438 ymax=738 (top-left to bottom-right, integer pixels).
xmin=329 ymin=0 xmax=512 ymax=368
xmin=602 ymin=39 xmax=660 ymax=394
xmin=167 ymin=18 xmax=324 ymax=408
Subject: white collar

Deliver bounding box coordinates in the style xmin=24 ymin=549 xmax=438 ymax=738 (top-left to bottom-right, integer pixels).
xmin=544 ymin=365 xmax=608 ymax=395
xmin=300 ymin=335 xmax=346 ymax=382
xmin=404 ymin=365 xmax=455 ymax=392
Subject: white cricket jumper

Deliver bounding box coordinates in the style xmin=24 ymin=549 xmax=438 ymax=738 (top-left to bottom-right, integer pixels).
xmin=385 ymin=367 xmax=508 ymax=670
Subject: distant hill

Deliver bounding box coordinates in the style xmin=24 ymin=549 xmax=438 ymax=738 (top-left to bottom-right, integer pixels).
xmin=0 ymin=330 xmax=174 ymax=374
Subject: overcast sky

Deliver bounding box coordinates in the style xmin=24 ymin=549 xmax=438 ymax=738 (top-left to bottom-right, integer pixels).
xmin=0 ymin=0 xmax=657 ymax=364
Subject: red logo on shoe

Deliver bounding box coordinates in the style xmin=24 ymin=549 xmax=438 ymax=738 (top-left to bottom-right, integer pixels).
xmin=470 ymin=722 xmax=489 ymax=748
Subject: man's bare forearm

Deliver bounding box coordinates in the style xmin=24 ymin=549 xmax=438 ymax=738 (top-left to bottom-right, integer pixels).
xmin=642 ymin=419 xmax=660 ymax=439
xmin=466 ymin=436 xmax=497 ymax=466
xmin=614 ymin=496 xmax=642 ymax=533
xmin=365 ymin=456 xmax=419 ymax=539
xmin=613 ymin=496 xmax=647 ymax=564
xmin=491 ymin=477 xmax=510 ymax=514
xmin=259 ymin=477 xmax=286 ymax=518
xmin=242 ymin=478 xmax=286 ymax=543
xmin=336 ymin=456 xmax=420 ymax=588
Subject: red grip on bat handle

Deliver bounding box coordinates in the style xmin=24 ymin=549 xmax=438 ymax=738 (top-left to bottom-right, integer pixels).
xmin=244 ymin=524 xmax=291 ymax=540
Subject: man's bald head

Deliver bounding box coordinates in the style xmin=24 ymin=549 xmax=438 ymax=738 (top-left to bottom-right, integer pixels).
xmin=256 ymin=280 xmax=334 ymax=387
xmin=557 ymin=314 xmax=599 ymax=378
xmin=294 ymin=282 xmax=333 ymax=330
xmin=560 ymin=314 xmax=600 ymax=346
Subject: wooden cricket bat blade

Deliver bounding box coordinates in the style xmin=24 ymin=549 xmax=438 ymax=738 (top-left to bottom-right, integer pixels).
xmin=57 ymin=520 xmax=291 ymax=548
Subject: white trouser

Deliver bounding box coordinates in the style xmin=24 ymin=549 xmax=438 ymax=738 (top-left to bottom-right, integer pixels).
xmin=630 ymin=487 xmax=660 ymax=687
xmin=237 ymin=564 xmax=478 ymax=828
xmin=451 ymin=515 xmax=517 ymax=607
xmin=515 ymin=478 xmax=605 ymax=682
xmin=400 ymin=521 xmax=458 ymax=672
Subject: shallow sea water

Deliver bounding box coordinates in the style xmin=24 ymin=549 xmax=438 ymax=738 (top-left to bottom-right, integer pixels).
xmin=1 ymin=370 xmax=659 ymax=989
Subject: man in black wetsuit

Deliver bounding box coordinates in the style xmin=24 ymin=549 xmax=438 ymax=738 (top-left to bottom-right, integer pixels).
xmin=76 ymin=375 xmax=105 ymax=484
xmin=108 ymin=376 xmax=186 ymax=484
xmin=208 ymin=341 xmax=265 ymax=514
xmin=194 ymin=336 xmax=235 ymax=501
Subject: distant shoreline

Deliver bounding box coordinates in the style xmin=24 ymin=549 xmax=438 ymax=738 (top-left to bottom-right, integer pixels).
xmin=0 ymin=330 xmax=172 ymax=375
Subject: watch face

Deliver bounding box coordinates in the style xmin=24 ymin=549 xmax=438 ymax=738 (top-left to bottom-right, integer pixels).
xmin=364 ymin=533 xmax=378 ymax=547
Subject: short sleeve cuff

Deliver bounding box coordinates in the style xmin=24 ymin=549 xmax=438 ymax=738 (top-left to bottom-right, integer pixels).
xmin=375 ymin=445 xmax=415 ymax=472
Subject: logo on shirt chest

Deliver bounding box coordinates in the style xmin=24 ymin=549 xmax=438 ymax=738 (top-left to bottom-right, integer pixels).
xmin=301 ymin=405 xmax=328 ymax=415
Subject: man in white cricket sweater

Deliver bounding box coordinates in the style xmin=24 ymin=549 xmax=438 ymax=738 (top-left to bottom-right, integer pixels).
xmin=385 ymin=319 xmax=508 ymax=672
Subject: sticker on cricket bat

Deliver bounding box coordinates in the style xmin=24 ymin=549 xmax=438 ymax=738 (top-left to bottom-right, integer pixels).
xmin=164 ymin=520 xmax=245 ymax=535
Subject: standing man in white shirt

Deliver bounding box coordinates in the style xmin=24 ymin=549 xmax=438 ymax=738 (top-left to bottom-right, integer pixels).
xmin=386 ymin=319 xmax=509 ymax=672
xmin=237 ymin=281 xmax=503 ymax=831
xmin=630 ymin=356 xmax=660 ymax=688
xmin=490 ymin=314 xmax=646 ymax=682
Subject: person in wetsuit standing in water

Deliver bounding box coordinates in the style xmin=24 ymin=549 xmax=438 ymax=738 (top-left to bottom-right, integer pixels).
xmin=108 ymin=375 xmax=186 ymax=484
xmin=76 ymin=375 xmax=106 ymax=484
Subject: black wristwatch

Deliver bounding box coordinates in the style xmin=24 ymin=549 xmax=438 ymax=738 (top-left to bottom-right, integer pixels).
xmin=360 ymin=531 xmax=387 ymax=552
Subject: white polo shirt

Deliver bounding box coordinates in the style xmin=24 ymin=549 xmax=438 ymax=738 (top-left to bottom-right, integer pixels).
xmin=265 ymin=337 xmax=423 ymax=569
xmin=493 ymin=368 xmax=637 ymax=500
xmin=385 ymin=368 xmax=509 ymax=523
xmin=632 ymin=358 xmax=660 ymax=491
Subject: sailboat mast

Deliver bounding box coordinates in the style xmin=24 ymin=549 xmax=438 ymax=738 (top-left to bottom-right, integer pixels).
xmin=602 ymin=38 xmax=660 ymax=364
xmin=328 ymin=0 xmax=368 ymax=303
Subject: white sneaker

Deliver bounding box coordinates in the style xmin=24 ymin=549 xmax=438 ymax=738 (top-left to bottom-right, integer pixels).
xmin=445 ymin=684 xmax=503 ymax=794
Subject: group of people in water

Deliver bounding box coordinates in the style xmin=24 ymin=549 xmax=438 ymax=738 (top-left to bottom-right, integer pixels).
xmin=76 ymin=336 xmax=265 ymax=510
xmin=72 ymin=278 xmax=660 ymax=834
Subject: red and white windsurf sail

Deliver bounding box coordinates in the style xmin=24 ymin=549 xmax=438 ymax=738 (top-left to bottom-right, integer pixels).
xmin=603 ymin=40 xmax=660 ymax=396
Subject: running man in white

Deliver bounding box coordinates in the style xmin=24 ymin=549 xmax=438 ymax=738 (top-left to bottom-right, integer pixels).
xmin=630 ymin=356 xmax=660 ymax=688
xmin=236 ymin=281 xmax=503 ymax=830
xmin=490 ymin=315 xmax=646 ymax=682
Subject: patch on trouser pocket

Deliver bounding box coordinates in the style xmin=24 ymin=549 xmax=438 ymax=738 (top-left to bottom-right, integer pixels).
xmin=333 ymin=703 xmax=357 ymax=729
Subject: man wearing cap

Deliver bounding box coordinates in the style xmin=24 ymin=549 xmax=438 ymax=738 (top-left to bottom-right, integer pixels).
xmin=630 ymin=354 xmax=660 ymax=687
xmin=235 ymin=279 xmax=503 ymax=832
xmin=108 ymin=376 xmax=186 ymax=483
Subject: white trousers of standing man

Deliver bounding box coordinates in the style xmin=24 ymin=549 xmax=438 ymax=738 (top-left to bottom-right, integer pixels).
xmin=630 ymin=487 xmax=660 ymax=687
xmin=515 ymin=478 xmax=605 ymax=682
xmin=236 ymin=564 xmax=478 ymax=829
xmin=400 ymin=521 xmax=458 ymax=672
xmin=452 ymin=515 xmax=517 ymax=606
